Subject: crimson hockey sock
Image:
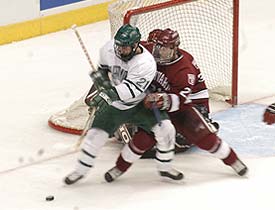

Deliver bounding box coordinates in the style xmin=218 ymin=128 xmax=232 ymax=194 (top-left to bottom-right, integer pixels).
xmin=116 ymin=155 xmax=132 ymax=172
xmin=222 ymin=148 xmax=238 ymax=166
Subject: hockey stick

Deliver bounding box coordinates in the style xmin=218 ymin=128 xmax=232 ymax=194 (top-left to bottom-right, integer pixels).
xmin=74 ymin=107 xmax=95 ymax=149
xmin=71 ymin=25 xmax=96 ymax=72
xmin=71 ymin=25 xmax=131 ymax=145
xmin=145 ymin=90 xmax=162 ymax=126
xmin=151 ymin=103 xmax=162 ymax=126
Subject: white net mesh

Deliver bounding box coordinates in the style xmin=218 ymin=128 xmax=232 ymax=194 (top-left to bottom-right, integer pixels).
xmin=108 ymin=0 xmax=237 ymax=101
xmin=48 ymin=96 xmax=90 ymax=134
xmin=108 ymin=0 xmax=167 ymax=36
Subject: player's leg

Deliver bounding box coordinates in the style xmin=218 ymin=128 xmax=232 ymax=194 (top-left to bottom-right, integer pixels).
xmin=195 ymin=134 xmax=247 ymax=176
xmin=105 ymin=105 xmax=183 ymax=182
xmin=131 ymin=106 xmax=183 ymax=180
xmin=263 ymin=103 xmax=275 ymax=124
xmin=151 ymin=119 xmax=183 ymax=180
xmin=64 ymin=105 xmax=125 ymax=185
xmin=64 ymin=128 xmax=110 ymax=184
xmin=105 ymin=129 xmax=156 ymax=182
xmin=106 ymin=122 xmax=183 ymax=182
xmin=174 ymin=107 xmax=248 ymax=176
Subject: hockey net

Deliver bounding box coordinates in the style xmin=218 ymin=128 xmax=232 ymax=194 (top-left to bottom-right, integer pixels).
xmin=48 ymin=0 xmax=239 ymax=135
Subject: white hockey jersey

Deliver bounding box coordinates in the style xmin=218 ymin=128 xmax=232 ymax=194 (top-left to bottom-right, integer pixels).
xmin=98 ymin=40 xmax=156 ymax=110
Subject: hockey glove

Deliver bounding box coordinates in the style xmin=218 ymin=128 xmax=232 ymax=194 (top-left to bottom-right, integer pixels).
xmin=263 ymin=103 xmax=275 ymax=125
xmin=90 ymin=69 xmax=112 ymax=90
xmin=88 ymin=88 xmax=119 ymax=109
xmin=144 ymin=93 xmax=171 ymax=110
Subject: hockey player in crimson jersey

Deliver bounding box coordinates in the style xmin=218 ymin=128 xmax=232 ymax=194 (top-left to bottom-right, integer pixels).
xmin=263 ymin=103 xmax=275 ymax=125
xmin=140 ymin=29 xmax=195 ymax=156
xmin=104 ymin=28 xmax=248 ymax=182
xmin=64 ymin=24 xmax=183 ymax=185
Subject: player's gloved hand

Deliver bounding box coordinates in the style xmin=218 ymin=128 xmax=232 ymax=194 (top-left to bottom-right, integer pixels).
xmin=263 ymin=103 xmax=275 ymax=125
xmin=90 ymin=69 xmax=112 ymax=90
xmin=87 ymin=88 xmax=119 ymax=109
xmin=84 ymin=88 xmax=98 ymax=106
xmin=143 ymin=93 xmax=171 ymax=110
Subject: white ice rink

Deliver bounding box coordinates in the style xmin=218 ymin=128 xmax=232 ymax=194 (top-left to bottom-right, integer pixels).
xmin=0 ymin=1 xmax=275 ymax=209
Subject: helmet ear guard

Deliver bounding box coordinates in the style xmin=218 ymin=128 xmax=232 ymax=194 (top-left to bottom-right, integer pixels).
xmin=114 ymin=24 xmax=141 ymax=61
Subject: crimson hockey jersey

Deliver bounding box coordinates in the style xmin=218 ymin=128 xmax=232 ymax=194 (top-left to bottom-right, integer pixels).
xmin=141 ymin=41 xmax=209 ymax=113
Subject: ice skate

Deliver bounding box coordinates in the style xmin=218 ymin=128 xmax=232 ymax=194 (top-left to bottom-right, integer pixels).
xmin=104 ymin=166 xmax=124 ymax=182
xmin=231 ymin=159 xmax=248 ymax=176
xmin=159 ymin=168 xmax=184 ymax=180
xmin=64 ymin=171 xmax=84 ymax=185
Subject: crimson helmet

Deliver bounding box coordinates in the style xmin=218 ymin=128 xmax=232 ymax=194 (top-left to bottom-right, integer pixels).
xmin=147 ymin=29 xmax=163 ymax=43
xmin=155 ymin=28 xmax=180 ymax=48
xmin=152 ymin=28 xmax=180 ymax=64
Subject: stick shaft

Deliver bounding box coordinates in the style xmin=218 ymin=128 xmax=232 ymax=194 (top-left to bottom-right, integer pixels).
xmin=74 ymin=108 xmax=96 ymax=149
xmin=72 ymin=26 xmax=96 ymax=72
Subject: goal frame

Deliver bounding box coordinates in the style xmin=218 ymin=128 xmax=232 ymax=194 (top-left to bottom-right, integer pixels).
xmin=123 ymin=0 xmax=239 ymax=106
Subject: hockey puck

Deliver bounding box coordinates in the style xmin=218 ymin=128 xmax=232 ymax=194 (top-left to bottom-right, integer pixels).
xmin=46 ymin=195 xmax=54 ymax=201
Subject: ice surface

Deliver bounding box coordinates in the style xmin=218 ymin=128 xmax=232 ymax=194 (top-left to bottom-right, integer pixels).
xmin=0 ymin=0 xmax=275 ymax=209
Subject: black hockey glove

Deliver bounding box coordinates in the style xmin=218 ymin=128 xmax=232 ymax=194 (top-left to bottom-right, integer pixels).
xmin=90 ymin=68 xmax=112 ymax=90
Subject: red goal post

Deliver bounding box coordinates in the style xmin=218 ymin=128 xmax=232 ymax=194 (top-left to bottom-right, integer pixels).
xmin=109 ymin=0 xmax=239 ymax=105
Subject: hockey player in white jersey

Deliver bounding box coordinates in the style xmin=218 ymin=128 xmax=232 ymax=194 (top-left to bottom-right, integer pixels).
xmin=64 ymin=24 xmax=183 ymax=185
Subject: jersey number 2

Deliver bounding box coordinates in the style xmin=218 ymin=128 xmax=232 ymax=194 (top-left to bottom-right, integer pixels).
xmin=136 ymin=78 xmax=150 ymax=89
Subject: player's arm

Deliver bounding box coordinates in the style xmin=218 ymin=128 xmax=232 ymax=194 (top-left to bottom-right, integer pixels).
xmin=144 ymin=70 xmax=192 ymax=112
xmin=89 ymin=63 xmax=154 ymax=109
xmin=88 ymin=69 xmax=119 ymax=108
xmin=114 ymin=62 xmax=155 ymax=101
xmin=84 ymin=64 xmax=111 ymax=104
xmin=86 ymin=42 xmax=121 ymax=107
xmin=86 ymin=79 xmax=119 ymax=109
xmin=263 ymin=103 xmax=275 ymax=125
xmin=90 ymin=43 xmax=113 ymax=90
